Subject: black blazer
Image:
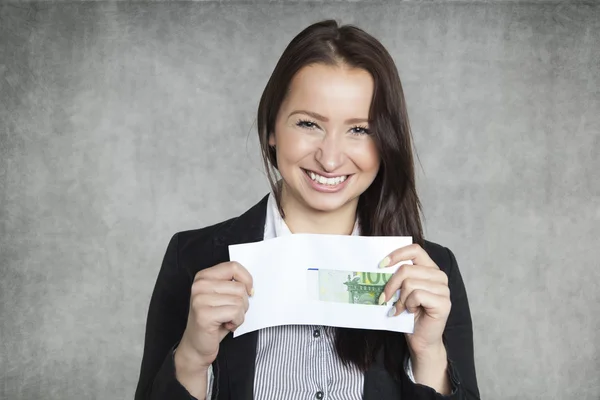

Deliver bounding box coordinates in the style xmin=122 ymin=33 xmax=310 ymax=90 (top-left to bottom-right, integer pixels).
xmin=134 ymin=194 xmax=480 ymax=399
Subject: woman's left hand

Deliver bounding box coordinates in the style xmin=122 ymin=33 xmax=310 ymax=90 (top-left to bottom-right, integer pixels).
xmin=378 ymin=243 xmax=451 ymax=359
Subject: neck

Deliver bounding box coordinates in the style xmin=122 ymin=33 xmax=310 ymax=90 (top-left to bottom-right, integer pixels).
xmin=279 ymin=185 xmax=358 ymax=235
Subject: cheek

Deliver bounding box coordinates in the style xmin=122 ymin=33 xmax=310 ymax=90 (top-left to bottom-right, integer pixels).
xmin=275 ymin=129 xmax=315 ymax=163
xmin=351 ymin=142 xmax=381 ymax=173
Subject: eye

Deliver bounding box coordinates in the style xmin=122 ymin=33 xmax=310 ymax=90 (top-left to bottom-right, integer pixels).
xmin=296 ymin=119 xmax=319 ymax=129
xmin=350 ymin=125 xmax=370 ymax=135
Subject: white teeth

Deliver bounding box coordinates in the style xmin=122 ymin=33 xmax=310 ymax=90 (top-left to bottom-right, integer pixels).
xmin=306 ymin=170 xmax=348 ymax=186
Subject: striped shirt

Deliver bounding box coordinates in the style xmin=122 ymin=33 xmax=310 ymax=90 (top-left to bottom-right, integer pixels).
xmin=252 ymin=194 xmax=364 ymax=400
xmin=206 ymin=193 xmax=413 ymax=399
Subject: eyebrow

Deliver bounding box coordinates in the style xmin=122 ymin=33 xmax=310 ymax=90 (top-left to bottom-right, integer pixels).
xmin=288 ymin=110 xmax=369 ymax=125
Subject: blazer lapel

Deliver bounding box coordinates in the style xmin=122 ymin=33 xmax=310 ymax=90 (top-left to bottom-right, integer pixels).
xmin=212 ymin=194 xmax=269 ymax=400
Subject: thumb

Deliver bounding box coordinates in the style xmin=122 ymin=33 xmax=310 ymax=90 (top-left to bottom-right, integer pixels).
xmin=220 ymin=324 xmax=234 ymax=339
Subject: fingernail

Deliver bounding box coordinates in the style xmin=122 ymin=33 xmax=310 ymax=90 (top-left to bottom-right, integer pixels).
xmin=387 ymin=306 xmax=396 ymax=317
xmin=250 ymin=288 xmax=255 ymax=297
xmin=378 ymin=292 xmax=386 ymax=305
xmin=378 ymin=256 xmax=391 ymax=269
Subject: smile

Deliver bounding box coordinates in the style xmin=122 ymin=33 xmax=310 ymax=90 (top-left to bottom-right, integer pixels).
xmin=303 ymin=169 xmax=350 ymax=186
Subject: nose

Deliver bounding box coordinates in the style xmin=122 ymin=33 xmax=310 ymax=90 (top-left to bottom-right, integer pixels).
xmin=315 ymin=132 xmax=345 ymax=172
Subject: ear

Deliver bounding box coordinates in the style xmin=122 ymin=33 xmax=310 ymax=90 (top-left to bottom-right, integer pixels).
xmin=268 ymin=132 xmax=276 ymax=147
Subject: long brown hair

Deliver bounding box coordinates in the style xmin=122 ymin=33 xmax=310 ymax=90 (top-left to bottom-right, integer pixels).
xmin=257 ymin=19 xmax=424 ymax=377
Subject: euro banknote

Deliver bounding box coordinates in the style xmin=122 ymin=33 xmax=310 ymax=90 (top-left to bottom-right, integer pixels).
xmin=307 ymin=268 xmax=400 ymax=306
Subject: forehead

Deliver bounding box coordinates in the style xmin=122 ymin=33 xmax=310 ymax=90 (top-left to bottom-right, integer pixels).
xmin=282 ymin=64 xmax=374 ymax=115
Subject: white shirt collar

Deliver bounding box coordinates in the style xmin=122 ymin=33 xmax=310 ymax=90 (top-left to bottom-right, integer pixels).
xmin=264 ymin=192 xmax=360 ymax=240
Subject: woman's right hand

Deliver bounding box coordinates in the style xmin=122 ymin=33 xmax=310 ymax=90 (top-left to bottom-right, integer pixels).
xmin=176 ymin=261 xmax=254 ymax=370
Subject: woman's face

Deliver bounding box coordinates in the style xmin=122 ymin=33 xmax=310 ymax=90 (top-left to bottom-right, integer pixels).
xmin=270 ymin=63 xmax=380 ymax=214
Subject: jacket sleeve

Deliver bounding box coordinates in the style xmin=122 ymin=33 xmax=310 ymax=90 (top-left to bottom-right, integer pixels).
xmin=400 ymin=246 xmax=481 ymax=399
xmin=134 ymin=233 xmax=198 ymax=400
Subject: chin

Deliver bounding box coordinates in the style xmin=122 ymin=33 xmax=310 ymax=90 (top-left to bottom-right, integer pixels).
xmin=301 ymin=192 xmax=355 ymax=213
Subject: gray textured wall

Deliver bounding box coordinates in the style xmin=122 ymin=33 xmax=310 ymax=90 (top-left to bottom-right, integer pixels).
xmin=1 ymin=1 xmax=599 ymax=399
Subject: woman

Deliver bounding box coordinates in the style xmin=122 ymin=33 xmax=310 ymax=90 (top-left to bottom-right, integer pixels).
xmin=135 ymin=19 xmax=480 ymax=400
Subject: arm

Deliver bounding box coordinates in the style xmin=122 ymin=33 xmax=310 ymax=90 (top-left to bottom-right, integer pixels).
xmin=400 ymin=247 xmax=480 ymax=399
xmin=134 ymin=234 xmax=202 ymax=400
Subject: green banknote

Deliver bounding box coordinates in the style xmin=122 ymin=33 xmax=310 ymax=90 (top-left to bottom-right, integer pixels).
xmin=308 ymin=268 xmax=399 ymax=305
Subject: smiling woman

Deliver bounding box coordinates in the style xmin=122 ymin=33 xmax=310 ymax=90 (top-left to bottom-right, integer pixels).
xmin=135 ymin=19 xmax=481 ymax=400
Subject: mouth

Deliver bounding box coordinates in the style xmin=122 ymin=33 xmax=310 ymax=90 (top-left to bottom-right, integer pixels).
xmin=302 ymin=168 xmax=352 ymax=187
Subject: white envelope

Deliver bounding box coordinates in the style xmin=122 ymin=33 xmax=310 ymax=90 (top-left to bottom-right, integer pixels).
xmin=228 ymin=234 xmax=414 ymax=337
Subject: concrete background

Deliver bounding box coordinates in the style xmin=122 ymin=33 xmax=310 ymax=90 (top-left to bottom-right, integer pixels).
xmin=1 ymin=1 xmax=598 ymax=399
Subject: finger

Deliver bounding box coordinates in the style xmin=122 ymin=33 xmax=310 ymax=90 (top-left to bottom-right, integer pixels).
xmin=396 ymin=289 xmax=451 ymax=317
xmin=223 ymin=317 xmax=245 ymax=332
xmin=378 ymin=243 xmax=436 ymax=270
xmin=191 ymin=293 xmax=249 ymax=315
xmin=380 ymin=264 xmax=448 ymax=303
xmin=398 ymin=278 xmax=450 ymax=311
xmin=201 ymin=305 xmax=246 ymax=328
xmin=191 ymin=279 xmax=248 ymax=299
xmin=194 ymin=261 xmax=254 ymax=296
xmin=223 ymin=322 xmax=236 ymax=331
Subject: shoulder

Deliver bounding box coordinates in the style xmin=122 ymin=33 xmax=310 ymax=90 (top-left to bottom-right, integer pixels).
xmin=175 ymin=216 xmax=238 ymax=254
xmin=154 ymin=218 xmax=236 ymax=282
xmin=422 ymin=239 xmax=459 ymax=276
xmin=165 ymin=194 xmax=270 ymax=276
xmin=423 ymin=239 xmax=471 ymax=304
xmin=165 ymin=216 xmax=239 ymax=277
